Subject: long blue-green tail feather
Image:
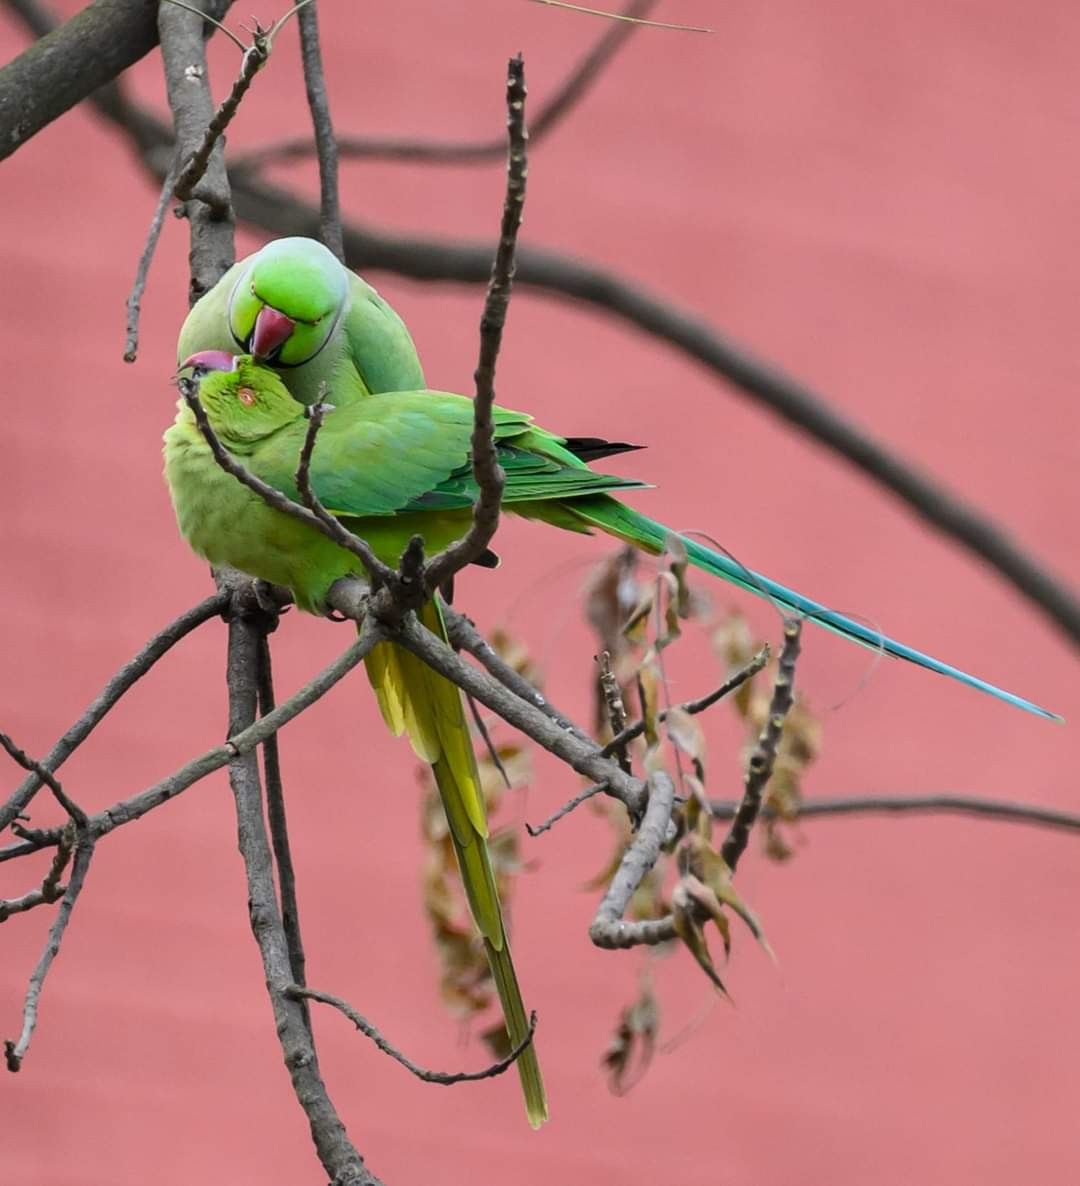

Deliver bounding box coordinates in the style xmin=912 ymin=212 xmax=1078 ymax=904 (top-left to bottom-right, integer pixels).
xmin=557 ymin=496 xmax=1062 ymax=723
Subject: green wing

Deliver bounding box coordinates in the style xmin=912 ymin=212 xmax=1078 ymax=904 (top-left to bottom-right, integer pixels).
xmin=247 ymin=390 xmax=644 ymax=518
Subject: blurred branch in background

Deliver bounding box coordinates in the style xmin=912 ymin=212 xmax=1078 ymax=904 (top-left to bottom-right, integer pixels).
xmin=4 ymin=0 xmax=1075 ymax=643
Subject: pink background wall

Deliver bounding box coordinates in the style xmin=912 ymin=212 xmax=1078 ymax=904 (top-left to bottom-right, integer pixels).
xmin=3 ymin=2 xmax=1078 ymax=1182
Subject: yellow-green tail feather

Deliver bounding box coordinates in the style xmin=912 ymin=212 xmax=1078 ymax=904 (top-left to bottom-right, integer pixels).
xmin=363 ymin=598 xmax=547 ymax=1128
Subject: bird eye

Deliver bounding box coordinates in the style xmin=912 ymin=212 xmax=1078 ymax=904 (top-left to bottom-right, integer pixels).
xmin=237 ymin=387 xmax=257 ymax=407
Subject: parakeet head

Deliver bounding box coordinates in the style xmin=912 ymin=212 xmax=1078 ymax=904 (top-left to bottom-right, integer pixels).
xmin=184 ymin=352 xmax=305 ymax=446
xmin=227 ymin=237 xmax=349 ymax=367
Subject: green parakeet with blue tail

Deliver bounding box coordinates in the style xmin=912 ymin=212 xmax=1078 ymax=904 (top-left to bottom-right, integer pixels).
xmin=169 ymin=242 xmax=1061 ymax=1126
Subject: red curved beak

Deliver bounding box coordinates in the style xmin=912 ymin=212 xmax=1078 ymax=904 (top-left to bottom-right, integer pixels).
xmin=179 ymin=350 xmax=238 ymax=373
xmin=251 ymin=306 xmax=296 ymax=359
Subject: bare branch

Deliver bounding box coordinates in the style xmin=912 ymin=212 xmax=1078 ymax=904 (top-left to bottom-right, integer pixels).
xmin=123 ymin=158 xmax=181 ymax=362
xmin=230 ymin=0 xmax=655 ymax=171
xmin=588 ymin=772 xmax=676 ymax=948
xmin=289 ymin=986 xmax=538 ymax=1086
xmin=0 ymin=824 xmax=74 ymax=922
xmin=710 ymin=793 xmax=1080 ymax=834
xmin=296 ymin=0 xmax=343 ymax=261
xmin=526 ymin=782 xmax=608 ymax=837
xmin=223 ymin=614 xmax=380 ymax=1185
xmin=598 ymin=651 xmax=632 ymax=774
xmin=0 ymin=734 xmax=87 ymax=827
xmin=290 ymin=399 xmax=396 ymax=586
xmin=0 ymin=593 xmax=227 ymax=834
xmin=0 ymin=0 xmax=231 ymax=161
xmin=599 ymin=646 xmax=771 ymax=758
xmin=443 ymin=609 xmax=593 ymax=744
xmin=528 ymin=0 xmax=711 ymax=33
xmin=4 ymin=829 xmax=95 ymax=1070
xmin=374 ymin=607 xmax=649 ymax=816
xmin=422 ymin=55 xmax=528 ymax=591
xmin=257 ymin=636 xmax=309 ymax=1031
xmin=157 ymin=0 xmax=235 ymax=301
xmin=720 ymin=621 xmax=801 ymax=871
xmin=172 ymin=37 xmax=269 ymax=204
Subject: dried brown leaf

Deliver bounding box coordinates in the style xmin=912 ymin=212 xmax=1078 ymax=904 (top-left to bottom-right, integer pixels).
xmin=602 ymin=975 xmax=660 ymax=1095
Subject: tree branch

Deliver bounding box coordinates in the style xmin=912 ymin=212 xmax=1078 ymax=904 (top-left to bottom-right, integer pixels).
xmin=0 ymin=733 xmax=87 ymax=827
xmin=0 ymin=823 xmax=73 ymax=922
xmin=4 ymin=828 xmax=95 ymax=1070
xmin=296 ymin=0 xmax=343 ymax=261
xmin=443 ymin=609 xmax=593 ymax=744
xmin=157 ymin=0 xmax=235 ymax=301
xmin=421 ymin=55 xmax=527 ymax=592
xmin=230 ymin=0 xmax=655 ymax=171
xmin=257 ymin=635 xmax=310 ymax=1031
xmin=526 ymin=782 xmax=608 ymax=837
xmin=709 ymin=793 xmax=1080 ymax=834
xmin=0 ymin=0 xmax=228 ymax=161
xmin=123 ymin=158 xmax=181 ymax=362
xmin=588 ymin=772 xmax=676 ymax=948
xmin=289 ymin=985 xmax=538 ymax=1086
xmin=720 ymin=620 xmax=800 ymax=871
xmin=598 ymin=646 xmax=770 ymax=759
xmin=172 ymin=33 xmax=269 ymax=203
xmin=223 ymin=612 xmax=380 ymax=1185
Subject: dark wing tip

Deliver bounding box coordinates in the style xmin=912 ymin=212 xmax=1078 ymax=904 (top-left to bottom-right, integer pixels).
xmin=562 ymin=436 xmax=646 ymax=462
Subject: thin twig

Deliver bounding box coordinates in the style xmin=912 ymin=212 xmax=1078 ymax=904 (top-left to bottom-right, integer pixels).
xmin=721 ymin=621 xmax=801 ymax=871
xmin=526 ymin=782 xmax=608 ymax=837
xmin=709 ymin=793 xmax=1080 ymax=833
xmin=380 ymin=609 xmax=649 ymax=816
xmin=589 ymin=772 xmax=676 ymax=948
xmin=173 ymin=37 xmax=268 ymax=203
xmin=443 ymin=609 xmax=592 ymax=744
xmin=296 ymin=0 xmax=343 ymax=261
xmin=4 ymin=829 xmax=95 ymax=1070
xmin=289 ymin=986 xmax=539 ymax=1086
xmin=257 ymin=634 xmax=310 ymax=1035
xmin=465 ymin=693 xmax=512 ymax=789
xmin=598 ymin=651 xmax=632 ymax=774
xmin=599 ymin=646 xmax=770 ymax=758
xmin=422 ymin=55 xmax=529 ymax=591
xmin=529 ymin=0 xmax=711 ymax=31
xmin=0 ymin=823 xmax=74 ymax=923
xmin=0 ymin=734 xmax=86 ymax=826
xmin=124 ymin=156 xmax=181 ymax=361
xmin=230 ymin=0 xmax=655 ymax=171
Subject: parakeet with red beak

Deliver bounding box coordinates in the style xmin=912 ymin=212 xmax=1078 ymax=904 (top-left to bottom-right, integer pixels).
xmin=178 ymin=236 xmax=425 ymax=405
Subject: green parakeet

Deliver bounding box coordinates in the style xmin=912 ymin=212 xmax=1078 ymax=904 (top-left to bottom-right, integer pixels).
xmin=169 ymin=243 xmax=1061 ymax=1125
xmin=177 ymin=237 xmax=425 ymax=407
